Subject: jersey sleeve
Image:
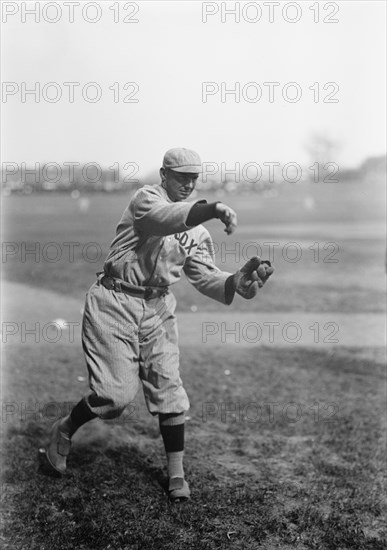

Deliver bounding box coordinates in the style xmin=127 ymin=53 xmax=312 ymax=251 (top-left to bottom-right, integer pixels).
xmin=131 ymin=187 xmax=204 ymax=237
xmin=183 ymin=228 xmax=234 ymax=305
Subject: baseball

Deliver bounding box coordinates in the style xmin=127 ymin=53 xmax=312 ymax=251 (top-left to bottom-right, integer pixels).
xmin=257 ymin=265 xmax=267 ymax=279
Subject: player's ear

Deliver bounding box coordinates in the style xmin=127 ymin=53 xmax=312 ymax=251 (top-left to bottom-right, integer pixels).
xmin=160 ymin=167 xmax=167 ymax=183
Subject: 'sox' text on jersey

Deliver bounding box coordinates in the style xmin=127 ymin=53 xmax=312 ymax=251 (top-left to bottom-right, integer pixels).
xmin=174 ymin=232 xmax=198 ymax=256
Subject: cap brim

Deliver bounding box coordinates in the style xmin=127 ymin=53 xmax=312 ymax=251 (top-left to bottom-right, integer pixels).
xmin=165 ymin=165 xmax=202 ymax=174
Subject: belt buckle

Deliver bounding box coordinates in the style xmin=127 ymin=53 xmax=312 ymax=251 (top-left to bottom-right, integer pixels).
xmin=144 ymin=287 xmax=153 ymax=300
xmin=102 ymin=275 xmax=115 ymax=291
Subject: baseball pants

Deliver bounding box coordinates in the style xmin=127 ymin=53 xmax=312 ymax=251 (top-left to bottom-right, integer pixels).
xmin=81 ymin=279 xmax=190 ymax=419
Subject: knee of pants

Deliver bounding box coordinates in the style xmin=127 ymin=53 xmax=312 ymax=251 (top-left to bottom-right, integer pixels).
xmin=86 ymin=390 xmax=133 ymax=420
xmin=100 ymin=404 xmax=127 ymax=420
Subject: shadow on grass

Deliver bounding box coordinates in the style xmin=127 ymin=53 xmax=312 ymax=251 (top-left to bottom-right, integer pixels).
xmin=1 ymin=419 xmax=386 ymax=550
xmin=2 ymin=344 xmax=386 ymax=550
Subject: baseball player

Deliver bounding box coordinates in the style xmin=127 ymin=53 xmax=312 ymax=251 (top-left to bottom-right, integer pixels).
xmin=45 ymin=147 xmax=274 ymax=502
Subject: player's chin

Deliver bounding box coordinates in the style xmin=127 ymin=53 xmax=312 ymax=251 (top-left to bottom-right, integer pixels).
xmin=178 ymin=191 xmax=192 ymax=201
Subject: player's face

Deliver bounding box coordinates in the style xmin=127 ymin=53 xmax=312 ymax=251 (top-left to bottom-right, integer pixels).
xmin=161 ymin=168 xmax=199 ymax=202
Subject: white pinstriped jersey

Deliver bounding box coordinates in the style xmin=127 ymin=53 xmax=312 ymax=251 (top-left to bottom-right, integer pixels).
xmin=103 ymin=184 xmax=232 ymax=304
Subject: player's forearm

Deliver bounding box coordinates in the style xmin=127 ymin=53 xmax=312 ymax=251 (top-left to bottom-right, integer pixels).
xmin=186 ymin=201 xmax=220 ymax=226
xmin=186 ymin=201 xmax=237 ymax=234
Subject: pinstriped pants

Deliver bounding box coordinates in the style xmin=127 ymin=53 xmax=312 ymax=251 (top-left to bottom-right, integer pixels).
xmin=81 ymin=279 xmax=190 ymax=418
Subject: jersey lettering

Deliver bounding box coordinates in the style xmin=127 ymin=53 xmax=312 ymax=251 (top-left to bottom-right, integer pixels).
xmin=174 ymin=232 xmax=198 ymax=255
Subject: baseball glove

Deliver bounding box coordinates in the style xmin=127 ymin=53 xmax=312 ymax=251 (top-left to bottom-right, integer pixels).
xmin=233 ymin=256 xmax=274 ymax=299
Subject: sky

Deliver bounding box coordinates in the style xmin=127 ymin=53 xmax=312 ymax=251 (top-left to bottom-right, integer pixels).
xmin=1 ymin=0 xmax=386 ymax=178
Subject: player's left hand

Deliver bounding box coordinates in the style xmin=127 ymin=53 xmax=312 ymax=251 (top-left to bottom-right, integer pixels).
xmin=233 ymin=256 xmax=274 ymax=299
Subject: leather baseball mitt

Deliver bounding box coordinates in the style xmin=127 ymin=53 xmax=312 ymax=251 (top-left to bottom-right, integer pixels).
xmin=233 ymin=256 xmax=274 ymax=299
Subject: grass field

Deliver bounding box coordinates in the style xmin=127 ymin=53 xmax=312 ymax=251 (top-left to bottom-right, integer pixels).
xmin=1 ymin=180 xmax=386 ymax=549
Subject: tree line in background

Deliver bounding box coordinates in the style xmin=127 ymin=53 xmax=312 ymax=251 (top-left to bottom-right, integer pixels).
xmin=1 ymin=155 xmax=385 ymax=196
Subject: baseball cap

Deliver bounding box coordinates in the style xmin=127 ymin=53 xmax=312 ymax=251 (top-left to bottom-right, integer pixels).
xmin=162 ymin=147 xmax=202 ymax=173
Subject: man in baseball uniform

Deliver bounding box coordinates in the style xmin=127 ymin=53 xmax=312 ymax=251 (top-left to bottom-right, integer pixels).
xmin=45 ymin=147 xmax=274 ymax=502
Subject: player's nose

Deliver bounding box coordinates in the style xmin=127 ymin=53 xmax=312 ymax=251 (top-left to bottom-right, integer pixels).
xmin=186 ymin=177 xmax=196 ymax=188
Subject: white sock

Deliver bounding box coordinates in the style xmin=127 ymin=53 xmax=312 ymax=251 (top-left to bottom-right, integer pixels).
xmin=167 ymin=450 xmax=184 ymax=479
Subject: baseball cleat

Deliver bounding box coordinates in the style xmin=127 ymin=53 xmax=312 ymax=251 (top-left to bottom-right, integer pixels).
xmin=168 ymin=477 xmax=190 ymax=502
xmin=45 ymin=418 xmax=72 ymax=475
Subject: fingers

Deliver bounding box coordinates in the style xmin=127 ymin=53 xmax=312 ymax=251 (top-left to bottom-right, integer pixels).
xmin=247 ymin=281 xmax=259 ymax=299
xmin=235 ymin=275 xmax=261 ymax=299
xmin=216 ymin=203 xmax=238 ymax=235
xmin=250 ymin=270 xmax=259 ymax=282
xmin=224 ymin=210 xmax=237 ymax=234
xmin=262 ymin=261 xmax=274 ymax=279
xmin=240 ymin=256 xmax=261 ymax=275
xmin=261 ymin=260 xmax=274 ymax=277
xmin=254 ymin=262 xmax=274 ymax=286
xmin=250 ymin=269 xmax=264 ymax=288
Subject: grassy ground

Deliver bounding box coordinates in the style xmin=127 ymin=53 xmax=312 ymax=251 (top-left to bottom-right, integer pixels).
xmin=1 ymin=342 xmax=386 ymax=549
xmin=1 ymin=181 xmax=386 ymax=549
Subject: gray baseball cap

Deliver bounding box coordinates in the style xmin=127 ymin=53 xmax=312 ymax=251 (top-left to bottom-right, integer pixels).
xmin=162 ymin=147 xmax=202 ymax=173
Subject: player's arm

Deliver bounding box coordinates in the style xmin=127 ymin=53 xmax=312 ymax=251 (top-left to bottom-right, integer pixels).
xmin=133 ymin=188 xmax=237 ymax=237
xmin=184 ymin=228 xmax=274 ymax=305
xmin=132 ymin=188 xmax=199 ymax=236
xmin=183 ymin=229 xmax=233 ymax=304
xmin=186 ymin=201 xmax=237 ymax=235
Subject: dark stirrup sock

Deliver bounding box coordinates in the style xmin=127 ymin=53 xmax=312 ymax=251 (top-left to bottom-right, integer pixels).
xmin=159 ymin=412 xmax=185 ymax=480
xmin=61 ymin=397 xmax=97 ymax=437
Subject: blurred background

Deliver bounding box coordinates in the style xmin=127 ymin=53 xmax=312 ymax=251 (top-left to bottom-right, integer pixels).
xmin=1 ymin=0 xmax=386 ymax=315
xmin=1 ymin=2 xmax=386 ymax=548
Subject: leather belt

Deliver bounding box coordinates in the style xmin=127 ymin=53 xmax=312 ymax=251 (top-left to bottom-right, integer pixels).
xmin=97 ymin=273 xmax=168 ymax=300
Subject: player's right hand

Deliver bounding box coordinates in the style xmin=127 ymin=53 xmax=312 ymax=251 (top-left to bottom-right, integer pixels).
xmin=215 ymin=203 xmax=237 ymax=235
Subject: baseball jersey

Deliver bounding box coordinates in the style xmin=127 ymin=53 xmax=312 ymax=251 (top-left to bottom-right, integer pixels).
xmin=103 ymin=184 xmax=233 ymax=304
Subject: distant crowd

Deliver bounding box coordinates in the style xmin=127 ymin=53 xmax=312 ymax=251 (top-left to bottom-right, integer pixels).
xmin=1 ymin=155 xmax=385 ymax=195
